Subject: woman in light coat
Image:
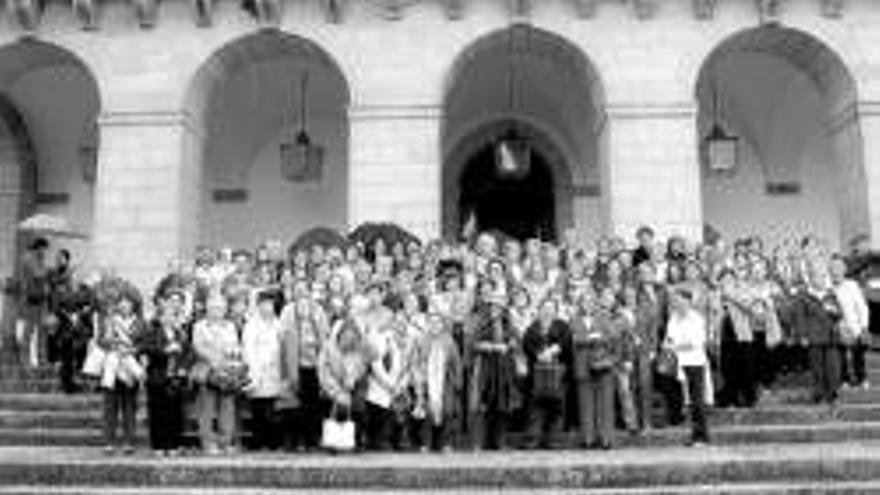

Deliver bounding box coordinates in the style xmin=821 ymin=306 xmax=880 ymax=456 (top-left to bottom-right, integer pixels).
xmin=242 ymin=290 xmax=283 ymax=450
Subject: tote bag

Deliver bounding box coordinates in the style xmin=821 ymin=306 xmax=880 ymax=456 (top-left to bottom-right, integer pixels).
xmin=81 ymin=339 xmax=107 ymax=377
xmin=321 ymin=406 xmax=356 ymax=452
xmin=533 ymin=360 xmax=565 ymax=400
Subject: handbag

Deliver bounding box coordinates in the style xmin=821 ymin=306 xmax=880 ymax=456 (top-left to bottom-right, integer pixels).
xmin=533 ymin=360 xmax=565 ymax=400
xmin=321 ymin=406 xmax=356 ymax=452
xmin=81 ymin=339 xmax=107 ymax=377
xmin=655 ymin=347 xmax=678 ymax=377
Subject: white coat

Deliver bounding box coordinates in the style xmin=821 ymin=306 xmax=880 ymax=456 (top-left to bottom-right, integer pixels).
xmin=242 ymin=314 xmax=283 ymax=399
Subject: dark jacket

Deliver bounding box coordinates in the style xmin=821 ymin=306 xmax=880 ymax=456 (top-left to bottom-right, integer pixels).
xmin=570 ymin=313 xmax=621 ymax=381
xmin=791 ymin=289 xmax=841 ymax=346
xmin=523 ymin=319 xmax=573 ymax=387
xmin=136 ymin=319 xmax=191 ymax=387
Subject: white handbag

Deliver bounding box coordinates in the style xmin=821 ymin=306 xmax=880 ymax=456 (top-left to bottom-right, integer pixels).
xmin=321 ymin=415 xmax=356 ymax=452
xmin=81 ymin=339 xmax=107 ymax=377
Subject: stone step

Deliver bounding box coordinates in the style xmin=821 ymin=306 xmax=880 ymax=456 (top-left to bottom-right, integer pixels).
xmin=4 ymin=402 xmax=880 ymax=431
xmin=2 ymin=482 xmax=880 ymax=495
xmin=4 ymin=419 xmax=880 ymax=448
xmin=1 ymin=443 xmax=880 ymax=490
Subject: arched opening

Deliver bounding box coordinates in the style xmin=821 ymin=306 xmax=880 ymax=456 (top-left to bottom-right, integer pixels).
xmin=183 ymin=31 xmax=350 ymax=252
xmin=0 ymin=39 xmax=100 ymax=341
xmin=442 ymin=25 xmax=606 ymax=243
xmin=696 ymin=25 xmax=865 ymax=251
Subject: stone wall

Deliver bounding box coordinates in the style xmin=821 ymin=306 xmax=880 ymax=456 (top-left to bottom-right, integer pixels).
xmin=0 ymin=0 xmax=876 ymax=289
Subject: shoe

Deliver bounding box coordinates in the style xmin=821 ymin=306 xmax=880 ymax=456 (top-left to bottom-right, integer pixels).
xmin=122 ymin=445 xmax=136 ymax=456
xmin=861 ymin=381 xmax=871 ymax=390
xmin=102 ymin=445 xmax=117 ymax=456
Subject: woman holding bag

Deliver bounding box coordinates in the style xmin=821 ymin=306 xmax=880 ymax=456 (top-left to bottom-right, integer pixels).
xmin=571 ymin=287 xmax=620 ymax=450
xmin=318 ymin=318 xmax=371 ymax=451
xmin=523 ymin=298 xmax=572 ymax=450
xmin=98 ymin=290 xmax=146 ymax=456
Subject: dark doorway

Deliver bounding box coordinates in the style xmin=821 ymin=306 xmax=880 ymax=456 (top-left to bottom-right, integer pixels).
xmin=458 ymin=143 xmax=556 ymax=241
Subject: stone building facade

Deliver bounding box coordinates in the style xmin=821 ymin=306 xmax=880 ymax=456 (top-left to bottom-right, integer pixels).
xmin=0 ymin=0 xmax=878 ymax=292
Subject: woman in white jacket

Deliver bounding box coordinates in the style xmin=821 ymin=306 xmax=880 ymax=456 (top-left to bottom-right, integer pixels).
xmin=664 ymin=286 xmax=711 ymax=446
xmin=830 ymin=255 xmax=871 ymax=388
xmin=242 ymin=290 xmax=283 ymax=450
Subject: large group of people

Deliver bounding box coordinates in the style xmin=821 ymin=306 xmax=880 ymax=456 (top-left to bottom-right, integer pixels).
xmin=11 ymin=225 xmax=880 ymax=456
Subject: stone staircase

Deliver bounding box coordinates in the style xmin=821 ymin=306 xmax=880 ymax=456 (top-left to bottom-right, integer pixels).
xmin=0 ymin=352 xmax=879 ymax=493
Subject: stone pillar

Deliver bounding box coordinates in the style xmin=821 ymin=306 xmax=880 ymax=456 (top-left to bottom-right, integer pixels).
xmin=857 ymin=101 xmax=880 ymax=249
xmin=347 ymin=104 xmax=441 ymax=241
xmin=93 ymin=110 xmax=197 ymax=292
xmin=604 ymin=102 xmax=703 ymax=242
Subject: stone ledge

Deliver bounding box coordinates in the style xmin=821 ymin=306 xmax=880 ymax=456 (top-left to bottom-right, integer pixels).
xmin=3 ymin=443 xmax=880 ymax=489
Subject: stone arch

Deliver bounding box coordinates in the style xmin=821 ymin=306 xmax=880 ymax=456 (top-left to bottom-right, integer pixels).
xmin=0 ymin=38 xmax=101 ymax=343
xmin=443 ymin=117 xmax=575 ymax=241
xmin=442 ymin=23 xmax=607 ymax=242
xmin=181 ymin=30 xmax=351 ymax=252
xmin=695 ymin=24 xmax=865 ymax=250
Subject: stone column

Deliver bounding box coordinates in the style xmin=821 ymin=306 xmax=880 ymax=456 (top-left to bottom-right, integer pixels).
xmin=93 ymin=110 xmax=198 ymax=292
xmin=603 ymin=102 xmax=703 ymax=242
xmin=857 ymin=101 xmax=880 ymax=249
xmin=347 ymin=104 xmax=442 ymax=241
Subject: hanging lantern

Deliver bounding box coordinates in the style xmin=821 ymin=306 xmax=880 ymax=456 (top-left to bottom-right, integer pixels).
xmin=703 ymin=59 xmax=738 ymax=174
xmin=280 ymin=71 xmax=325 ymax=183
xmin=80 ymin=126 xmax=99 ymax=183
xmin=495 ymin=129 xmax=530 ymax=179
xmin=704 ymin=123 xmax=738 ymax=173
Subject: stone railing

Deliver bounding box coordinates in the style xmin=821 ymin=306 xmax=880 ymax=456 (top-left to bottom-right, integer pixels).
xmin=6 ymin=0 xmax=851 ymax=32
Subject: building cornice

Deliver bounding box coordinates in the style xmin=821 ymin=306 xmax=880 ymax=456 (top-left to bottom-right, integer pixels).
xmin=348 ymin=104 xmax=441 ymax=121
xmin=2 ymin=0 xmax=856 ymax=32
xmin=98 ymin=110 xmax=201 ymax=134
xmin=605 ymin=102 xmax=697 ymax=121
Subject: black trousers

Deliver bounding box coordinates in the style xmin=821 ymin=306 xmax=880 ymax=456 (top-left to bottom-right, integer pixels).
xmin=420 ymin=417 xmax=454 ymax=451
xmin=249 ymin=398 xmax=277 ymax=450
xmin=365 ymin=402 xmax=395 ymax=451
xmin=719 ymin=336 xmax=757 ymax=408
xmin=869 ymin=301 xmax=880 ymax=336
xmin=841 ymin=342 xmax=868 ymax=386
xmin=526 ymin=395 xmax=564 ymax=449
xmin=104 ymin=384 xmax=138 ymax=447
xmin=297 ymin=368 xmax=323 ymax=449
xmin=147 ymin=382 xmax=184 ymax=451
xmin=471 ymin=409 xmax=507 ymax=450
xmin=682 ymin=366 xmax=709 ymax=443
xmin=58 ymin=336 xmax=86 ymax=393
xmin=810 ymin=345 xmax=841 ymax=404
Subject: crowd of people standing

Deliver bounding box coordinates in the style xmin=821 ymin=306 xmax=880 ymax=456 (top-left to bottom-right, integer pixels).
xmin=10 ymin=225 xmax=879 ymax=456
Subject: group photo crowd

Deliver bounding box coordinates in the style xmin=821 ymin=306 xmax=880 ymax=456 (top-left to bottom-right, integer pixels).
xmin=11 ymin=222 xmax=880 ymax=457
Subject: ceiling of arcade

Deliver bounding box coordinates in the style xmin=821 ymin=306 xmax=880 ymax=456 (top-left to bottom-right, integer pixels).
xmin=203 ymin=54 xmax=348 ymax=186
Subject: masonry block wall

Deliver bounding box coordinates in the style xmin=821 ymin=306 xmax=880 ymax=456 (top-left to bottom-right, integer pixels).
xmin=0 ymin=0 xmax=876 ymax=290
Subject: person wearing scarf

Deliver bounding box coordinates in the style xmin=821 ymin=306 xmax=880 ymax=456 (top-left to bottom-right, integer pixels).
xmin=413 ymin=313 xmax=462 ymax=452
xmin=191 ymin=292 xmax=241 ymax=455
xmin=278 ymin=285 xmax=331 ymax=451
xmin=318 ymin=318 xmax=371 ymax=449
xmin=137 ymin=296 xmax=189 ymax=456
xmin=794 ymin=265 xmax=843 ymax=405
xmin=571 ymin=287 xmax=620 ymax=449
xmin=469 ymin=290 xmax=518 ymax=451
xmin=362 ymin=281 xmax=406 ymax=450
xmin=98 ymin=291 xmax=146 ymax=455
